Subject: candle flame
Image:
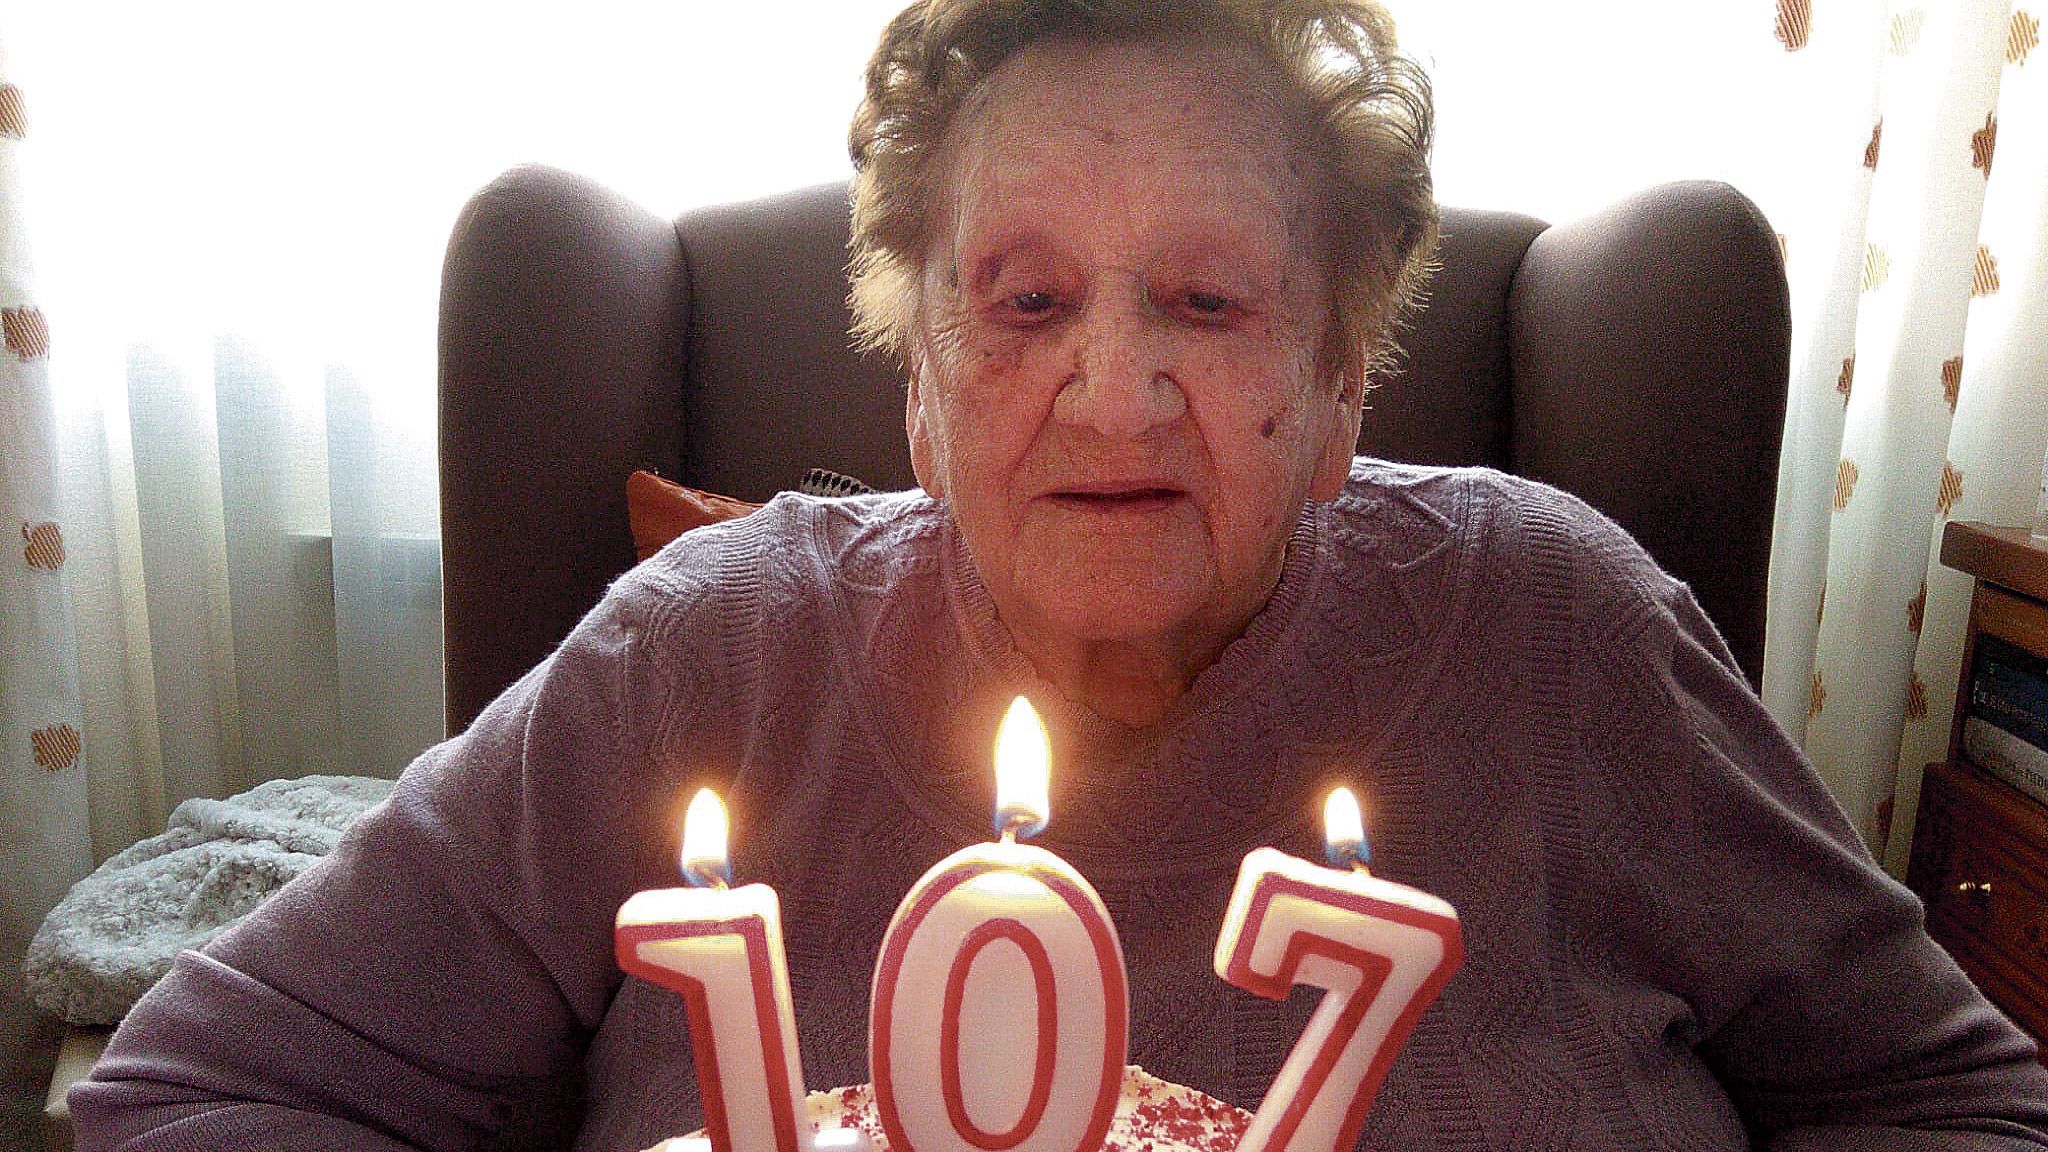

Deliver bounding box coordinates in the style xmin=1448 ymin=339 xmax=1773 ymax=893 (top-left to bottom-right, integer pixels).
xmin=1324 ymin=786 xmax=1370 ymax=870
xmin=993 ymin=696 xmax=1050 ymax=840
xmin=681 ymin=787 xmax=732 ymax=887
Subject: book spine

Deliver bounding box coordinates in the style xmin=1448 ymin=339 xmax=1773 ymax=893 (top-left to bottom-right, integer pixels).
xmin=1967 ymin=634 xmax=2048 ymax=748
xmin=1975 ymin=654 xmax=2048 ymax=711
xmin=1966 ymin=676 xmax=2048 ymax=750
xmin=1977 ymin=632 xmax=2048 ymax=677
xmin=1963 ymin=717 xmax=2048 ymax=809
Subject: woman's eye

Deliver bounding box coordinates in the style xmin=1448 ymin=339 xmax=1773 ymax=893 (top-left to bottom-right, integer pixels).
xmin=1008 ymin=291 xmax=1055 ymax=315
xmin=1184 ymin=291 xmax=1233 ymax=315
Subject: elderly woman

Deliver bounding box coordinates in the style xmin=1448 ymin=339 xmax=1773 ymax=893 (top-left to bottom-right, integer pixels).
xmin=73 ymin=1 xmax=2048 ymax=1150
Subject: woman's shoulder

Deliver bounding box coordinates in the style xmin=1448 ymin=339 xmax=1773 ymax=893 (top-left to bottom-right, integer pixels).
xmin=1330 ymin=458 xmax=1698 ymax=671
xmin=499 ymin=490 xmax=951 ymax=752
xmin=1335 ymin=458 xmax=1681 ymax=594
xmin=1333 ymin=456 xmax=1576 ymax=533
xmin=614 ymin=489 xmax=948 ymax=616
xmin=1339 ymin=455 xmax=1637 ymax=528
xmin=564 ymin=490 xmax=950 ymax=706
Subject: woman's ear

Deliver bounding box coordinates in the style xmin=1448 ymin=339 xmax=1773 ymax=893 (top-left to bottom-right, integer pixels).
xmin=905 ymin=350 xmax=945 ymax=499
xmin=1308 ymin=365 xmax=1366 ymax=501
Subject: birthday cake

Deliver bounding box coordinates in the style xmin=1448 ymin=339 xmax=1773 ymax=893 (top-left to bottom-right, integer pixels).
xmin=649 ymin=1064 xmax=1249 ymax=1152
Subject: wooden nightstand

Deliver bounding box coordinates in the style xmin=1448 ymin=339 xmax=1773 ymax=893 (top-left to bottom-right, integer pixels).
xmin=1906 ymin=521 xmax=2048 ymax=1058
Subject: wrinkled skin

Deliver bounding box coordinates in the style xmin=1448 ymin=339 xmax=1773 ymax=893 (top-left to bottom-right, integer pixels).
xmin=906 ymin=39 xmax=1366 ymax=725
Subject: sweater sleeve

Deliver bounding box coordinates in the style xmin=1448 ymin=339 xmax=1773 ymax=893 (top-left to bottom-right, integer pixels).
xmin=68 ymin=569 xmax=698 ymax=1152
xmin=1570 ymin=530 xmax=2048 ymax=1148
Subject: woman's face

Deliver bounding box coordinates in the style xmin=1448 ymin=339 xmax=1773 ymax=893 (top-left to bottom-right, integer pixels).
xmin=908 ymin=39 xmax=1363 ymax=661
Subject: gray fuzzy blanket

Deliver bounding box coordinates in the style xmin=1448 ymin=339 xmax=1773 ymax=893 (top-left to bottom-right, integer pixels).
xmin=24 ymin=773 xmax=394 ymax=1025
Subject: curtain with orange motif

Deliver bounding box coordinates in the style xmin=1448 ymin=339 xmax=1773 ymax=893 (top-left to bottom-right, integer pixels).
xmin=1758 ymin=0 xmax=2048 ymax=873
xmin=0 ymin=34 xmax=93 ymax=1147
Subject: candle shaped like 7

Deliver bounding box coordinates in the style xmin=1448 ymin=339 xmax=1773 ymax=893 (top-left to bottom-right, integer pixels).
xmin=616 ymin=789 xmax=809 ymax=1152
xmin=1214 ymin=786 xmax=1464 ymax=1152
xmin=870 ymin=697 xmax=1128 ymax=1152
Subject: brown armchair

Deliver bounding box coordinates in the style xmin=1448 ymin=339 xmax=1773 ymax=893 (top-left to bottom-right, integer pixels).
xmin=437 ymin=167 xmax=1788 ymax=735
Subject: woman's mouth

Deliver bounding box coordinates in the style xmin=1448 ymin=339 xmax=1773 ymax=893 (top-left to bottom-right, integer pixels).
xmin=1047 ymin=487 xmax=1185 ymax=513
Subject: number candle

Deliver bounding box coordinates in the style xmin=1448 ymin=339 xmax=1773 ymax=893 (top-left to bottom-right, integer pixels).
xmin=870 ymin=697 xmax=1128 ymax=1152
xmin=616 ymin=788 xmax=812 ymax=1152
xmin=1214 ymin=786 xmax=1463 ymax=1152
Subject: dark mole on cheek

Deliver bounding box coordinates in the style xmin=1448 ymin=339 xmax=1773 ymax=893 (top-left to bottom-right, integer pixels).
xmin=1260 ymin=415 xmax=1278 ymax=439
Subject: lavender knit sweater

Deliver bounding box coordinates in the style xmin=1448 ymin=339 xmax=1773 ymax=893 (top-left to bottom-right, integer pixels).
xmin=73 ymin=462 xmax=2048 ymax=1151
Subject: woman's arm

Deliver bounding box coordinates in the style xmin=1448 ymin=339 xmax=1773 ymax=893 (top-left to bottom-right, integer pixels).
xmin=1604 ymin=576 xmax=2048 ymax=1148
xmin=70 ymin=576 xmax=690 ymax=1151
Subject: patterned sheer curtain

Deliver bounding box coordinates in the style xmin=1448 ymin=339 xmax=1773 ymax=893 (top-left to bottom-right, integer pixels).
xmin=0 ymin=28 xmax=92 ymax=1143
xmin=1758 ymin=0 xmax=2048 ymax=873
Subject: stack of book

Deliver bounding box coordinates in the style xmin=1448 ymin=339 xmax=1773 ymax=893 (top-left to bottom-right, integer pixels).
xmin=1961 ymin=633 xmax=2048 ymax=808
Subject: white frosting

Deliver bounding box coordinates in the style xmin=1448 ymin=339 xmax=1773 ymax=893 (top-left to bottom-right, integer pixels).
xmin=651 ymin=1066 xmax=1248 ymax=1152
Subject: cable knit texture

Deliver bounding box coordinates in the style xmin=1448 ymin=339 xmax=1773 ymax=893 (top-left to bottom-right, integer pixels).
xmin=72 ymin=462 xmax=2048 ymax=1151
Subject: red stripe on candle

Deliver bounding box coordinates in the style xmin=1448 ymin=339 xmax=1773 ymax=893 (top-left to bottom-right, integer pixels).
xmin=617 ymin=916 xmax=805 ymax=1152
xmin=940 ymin=918 xmax=1058 ymax=1149
xmin=1221 ymin=872 xmax=1463 ymax=1152
xmin=1263 ymin=936 xmax=1393 ymax=1152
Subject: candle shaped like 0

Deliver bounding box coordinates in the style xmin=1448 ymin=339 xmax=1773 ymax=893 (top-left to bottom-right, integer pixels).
xmin=1214 ymin=786 xmax=1464 ymax=1152
xmin=616 ymin=789 xmax=810 ymax=1152
xmin=870 ymin=697 xmax=1128 ymax=1152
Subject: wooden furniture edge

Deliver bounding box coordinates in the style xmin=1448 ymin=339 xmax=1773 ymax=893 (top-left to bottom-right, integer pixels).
xmin=1942 ymin=521 xmax=2048 ymax=604
xmin=43 ymin=1026 xmax=111 ymax=1152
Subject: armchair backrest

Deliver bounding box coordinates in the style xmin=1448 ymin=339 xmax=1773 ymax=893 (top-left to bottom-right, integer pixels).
xmin=439 ymin=168 xmax=1788 ymax=735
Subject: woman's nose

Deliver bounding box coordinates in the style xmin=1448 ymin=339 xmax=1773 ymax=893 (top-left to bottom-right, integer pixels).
xmin=1052 ymin=297 xmax=1188 ymax=438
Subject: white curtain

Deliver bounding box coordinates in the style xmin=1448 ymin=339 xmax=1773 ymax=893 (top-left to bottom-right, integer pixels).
xmin=1753 ymin=0 xmax=2048 ymax=872
xmin=0 ymin=25 xmax=91 ymax=1144
xmin=3 ymin=1 xmax=2044 ymax=1145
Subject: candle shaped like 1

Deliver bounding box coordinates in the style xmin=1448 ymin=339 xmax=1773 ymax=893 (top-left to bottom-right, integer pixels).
xmin=1215 ymin=786 xmax=1464 ymax=1152
xmin=616 ymin=789 xmax=810 ymax=1152
xmin=870 ymin=697 xmax=1128 ymax=1152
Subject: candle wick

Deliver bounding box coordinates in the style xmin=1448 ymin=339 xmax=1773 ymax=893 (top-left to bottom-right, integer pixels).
xmin=683 ymin=860 xmax=733 ymax=890
xmin=996 ymin=810 xmax=1037 ymax=843
xmin=1325 ymin=838 xmax=1371 ymax=872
